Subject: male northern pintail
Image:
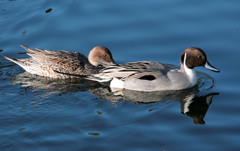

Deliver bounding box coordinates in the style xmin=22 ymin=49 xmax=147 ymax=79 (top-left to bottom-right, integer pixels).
xmin=89 ymin=47 xmax=220 ymax=91
xmin=3 ymin=45 xmax=115 ymax=78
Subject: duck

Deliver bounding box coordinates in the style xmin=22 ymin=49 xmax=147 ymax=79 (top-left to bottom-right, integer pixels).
xmin=3 ymin=45 xmax=116 ymax=78
xmin=88 ymin=47 xmax=220 ymax=91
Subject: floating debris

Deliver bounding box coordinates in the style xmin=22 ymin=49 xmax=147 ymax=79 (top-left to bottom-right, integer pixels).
xmin=97 ymin=111 xmax=103 ymax=114
xmin=88 ymin=133 xmax=100 ymax=136
xmin=45 ymin=8 xmax=52 ymax=13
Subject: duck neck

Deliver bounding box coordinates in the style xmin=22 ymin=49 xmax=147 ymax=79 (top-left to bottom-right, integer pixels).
xmin=181 ymin=53 xmax=198 ymax=87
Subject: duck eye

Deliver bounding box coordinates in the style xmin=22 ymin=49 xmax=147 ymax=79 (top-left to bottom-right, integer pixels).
xmin=198 ymin=55 xmax=202 ymax=59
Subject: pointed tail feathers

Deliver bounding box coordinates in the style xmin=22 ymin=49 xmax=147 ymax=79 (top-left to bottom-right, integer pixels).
xmin=2 ymin=55 xmax=20 ymax=64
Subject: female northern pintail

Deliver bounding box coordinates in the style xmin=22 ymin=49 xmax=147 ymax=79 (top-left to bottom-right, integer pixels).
xmin=89 ymin=47 xmax=220 ymax=91
xmin=3 ymin=45 xmax=115 ymax=78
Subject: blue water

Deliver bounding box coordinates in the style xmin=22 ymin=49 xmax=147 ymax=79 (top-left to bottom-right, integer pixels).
xmin=1 ymin=0 xmax=240 ymax=151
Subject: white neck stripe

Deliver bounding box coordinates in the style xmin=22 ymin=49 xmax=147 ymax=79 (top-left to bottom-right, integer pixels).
xmin=183 ymin=53 xmax=198 ymax=87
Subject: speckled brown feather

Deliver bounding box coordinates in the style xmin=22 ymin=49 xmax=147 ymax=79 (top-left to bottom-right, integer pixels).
xmin=3 ymin=45 xmax=114 ymax=78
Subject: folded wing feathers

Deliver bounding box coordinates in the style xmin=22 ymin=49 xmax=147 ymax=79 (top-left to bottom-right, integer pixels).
xmin=20 ymin=45 xmax=89 ymax=73
xmin=90 ymin=61 xmax=162 ymax=82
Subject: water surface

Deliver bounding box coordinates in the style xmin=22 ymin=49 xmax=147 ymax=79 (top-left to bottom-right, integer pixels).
xmin=0 ymin=0 xmax=240 ymax=151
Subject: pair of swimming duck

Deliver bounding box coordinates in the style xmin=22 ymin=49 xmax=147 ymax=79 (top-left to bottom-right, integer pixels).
xmin=3 ymin=45 xmax=220 ymax=91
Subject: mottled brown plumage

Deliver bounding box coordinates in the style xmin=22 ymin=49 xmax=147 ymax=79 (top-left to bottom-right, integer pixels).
xmin=3 ymin=45 xmax=115 ymax=78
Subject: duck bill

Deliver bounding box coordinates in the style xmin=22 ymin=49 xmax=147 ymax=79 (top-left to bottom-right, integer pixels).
xmin=204 ymin=61 xmax=220 ymax=72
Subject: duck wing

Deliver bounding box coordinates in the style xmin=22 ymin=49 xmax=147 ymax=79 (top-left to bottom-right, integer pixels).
xmin=91 ymin=61 xmax=170 ymax=82
xmin=21 ymin=45 xmax=94 ymax=74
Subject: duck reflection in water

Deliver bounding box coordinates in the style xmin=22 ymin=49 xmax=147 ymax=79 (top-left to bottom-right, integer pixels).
xmin=10 ymin=71 xmax=219 ymax=125
xmin=92 ymin=81 xmax=219 ymax=125
xmin=181 ymin=92 xmax=219 ymax=125
xmin=10 ymin=71 xmax=104 ymax=96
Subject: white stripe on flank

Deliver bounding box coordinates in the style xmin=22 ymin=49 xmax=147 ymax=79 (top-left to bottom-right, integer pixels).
xmin=110 ymin=77 xmax=124 ymax=89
